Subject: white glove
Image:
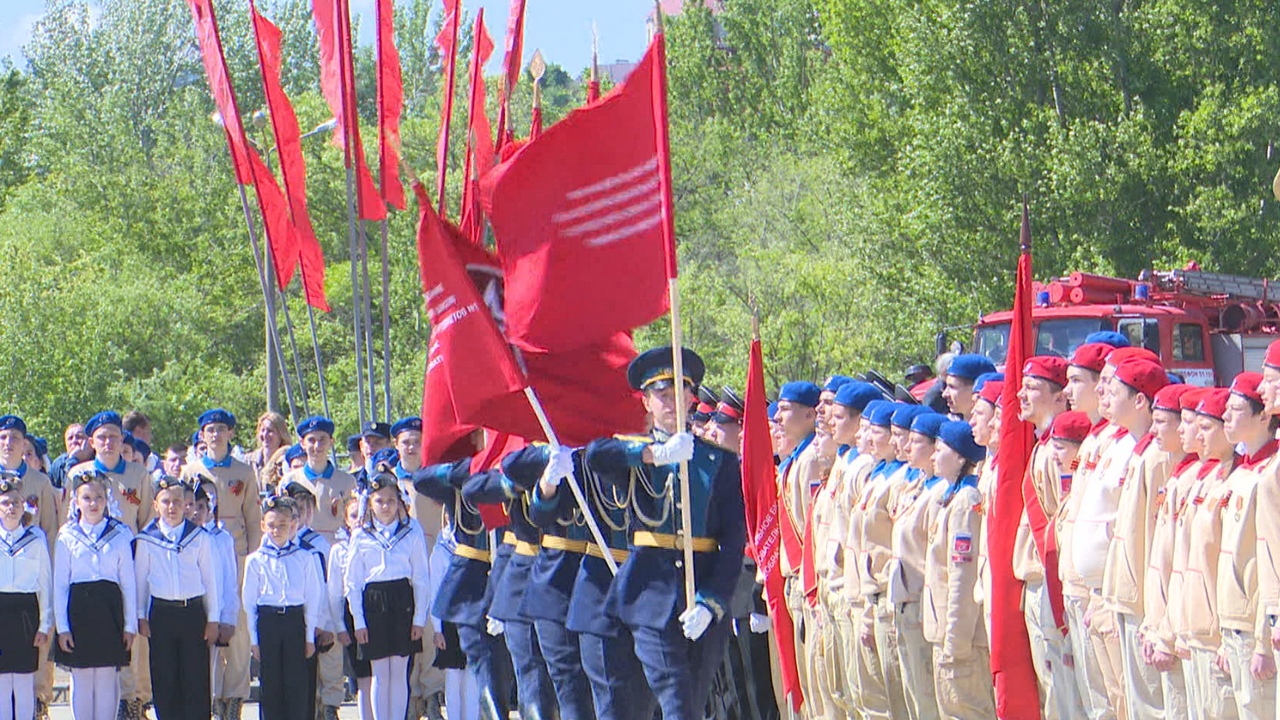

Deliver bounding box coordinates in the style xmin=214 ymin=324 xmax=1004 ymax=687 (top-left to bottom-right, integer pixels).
xmin=541 ymin=446 xmax=575 ymax=488
xmin=749 ymin=612 xmax=771 ymax=634
xmin=680 ymin=603 xmax=714 ymax=641
xmin=486 ymin=617 xmax=505 ymax=636
xmin=651 ymin=432 xmax=695 ymax=466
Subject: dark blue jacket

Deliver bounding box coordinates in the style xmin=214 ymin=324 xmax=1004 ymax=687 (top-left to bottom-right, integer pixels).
xmin=463 ymin=469 xmax=540 ymax=622
xmin=584 ymin=432 xmax=746 ymax=630
xmin=415 ymin=459 xmax=494 ymax=628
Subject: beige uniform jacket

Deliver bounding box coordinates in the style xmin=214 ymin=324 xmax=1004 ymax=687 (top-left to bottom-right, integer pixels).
xmin=841 ymin=455 xmax=879 ymax=605
xmin=1216 ymin=441 xmax=1278 ymax=654
xmin=1180 ymin=459 xmax=1235 ymax=652
xmin=889 ymin=472 xmax=946 ymax=604
xmin=824 ymin=451 xmax=868 ymax=605
xmin=975 ymin=457 xmax=995 ymax=611
xmin=281 ymin=465 xmax=356 ymax=539
xmin=923 ymin=480 xmax=985 ymax=660
xmin=781 ymin=441 xmax=822 ymax=578
xmin=14 ymin=468 xmax=60 ymax=554
xmin=1012 ymin=438 xmax=1062 ymax=584
xmin=861 ymin=462 xmax=910 ymax=602
xmin=1141 ymin=455 xmax=1198 ymax=655
xmin=1058 ymin=422 xmax=1121 ymax=599
xmin=399 ymin=477 xmax=444 ymax=545
xmin=183 ymin=457 xmax=262 ymax=556
xmin=71 ymin=458 xmax=152 ymax=531
xmin=1255 ymin=450 xmax=1280 ymax=626
xmin=1073 ymin=430 xmax=1137 ymax=591
xmin=809 ymin=472 xmax=840 ymax=604
xmin=1103 ymin=434 xmax=1171 ymax=617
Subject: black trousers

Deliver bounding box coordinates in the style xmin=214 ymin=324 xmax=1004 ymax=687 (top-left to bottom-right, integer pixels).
xmin=257 ymin=606 xmax=309 ymax=720
xmin=149 ymin=598 xmax=210 ymax=720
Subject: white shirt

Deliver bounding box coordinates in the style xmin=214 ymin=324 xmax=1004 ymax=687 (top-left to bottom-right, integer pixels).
xmin=0 ymin=524 xmax=53 ymax=634
xmin=205 ymin=522 xmax=240 ymax=626
xmin=1073 ymin=432 xmax=1138 ymax=587
xmin=134 ymin=519 xmax=220 ymax=622
xmin=327 ymin=535 xmax=353 ymax=634
xmin=54 ymin=517 xmax=138 ymax=634
xmin=344 ymin=518 xmax=430 ymax=630
xmin=297 ymin=526 xmax=333 ymax=631
xmin=242 ymin=539 xmax=323 ymax=645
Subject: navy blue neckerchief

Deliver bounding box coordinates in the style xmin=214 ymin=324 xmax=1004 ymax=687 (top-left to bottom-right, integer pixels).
xmin=297 ymin=528 xmax=328 ymax=579
xmin=779 ymin=433 xmax=815 ymax=481
xmin=363 ymin=519 xmax=412 ymax=551
xmin=259 ymin=539 xmax=302 ymax=559
xmin=67 ymin=518 xmax=125 ymax=552
xmin=0 ymin=525 xmax=39 ymax=556
xmin=304 ymin=462 xmax=335 ymax=482
xmin=135 ymin=519 xmax=203 ymax=553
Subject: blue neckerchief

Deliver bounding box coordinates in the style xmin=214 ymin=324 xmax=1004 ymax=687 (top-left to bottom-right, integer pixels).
xmin=923 ymin=474 xmax=944 ymax=491
xmin=779 ymin=433 xmax=815 ymax=480
xmin=363 ymin=519 xmax=411 ymax=550
xmin=202 ymin=452 xmax=233 ymax=469
xmin=94 ymin=456 xmax=126 ymax=475
xmin=943 ymin=474 xmax=980 ymax=505
xmin=303 ymin=462 xmax=335 ymax=481
xmin=7 ymin=461 xmax=27 ymax=479
xmin=136 ymin=519 xmax=201 ymax=552
xmin=905 ymin=468 xmax=923 ymax=484
xmin=0 ymin=525 xmax=37 ymax=556
xmin=394 ymin=464 xmax=412 ymax=480
xmin=261 ymin=539 xmax=300 ymax=559
xmin=69 ymin=517 xmax=122 ymax=552
xmin=837 ymin=445 xmax=852 ymax=459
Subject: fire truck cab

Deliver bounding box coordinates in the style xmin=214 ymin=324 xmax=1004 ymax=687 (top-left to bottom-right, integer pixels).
xmin=970 ymin=268 xmax=1278 ymax=387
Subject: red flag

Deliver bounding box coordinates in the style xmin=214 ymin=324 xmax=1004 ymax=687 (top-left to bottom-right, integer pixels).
xmin=470 ymin=430 xmax=521 ymax=529
xmin=251 ymin=4 xmax=329 ymax=310
xmin=459 ymin=13 xmax=496 ymax=246
xmin=313 ymin=0 xmax=386 ymax=222
xmin=434 ymin=0 xmax=463 ymax=214
xmin=375 ymin=0 xmax=406 ymax=211
xmin=186 ymin=0 xmax=299 ymax=290
xmin=529 ymin=106 xmax=542 ymax=139
xmin=481 ymin=38 xmax=671 ymax=353
xmin=991 ymin=202 xmax=1043 ymax=719
xmin=494 ymin=0 xmax=527 ymax=152
xmin=742 ymin=338 xmax=803 ymax=711
xmin=650 ymin=32 xmax=678 ymax=280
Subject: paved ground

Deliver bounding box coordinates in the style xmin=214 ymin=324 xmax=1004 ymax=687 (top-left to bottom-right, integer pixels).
xmin=47 ymin=702 xmax=366 ymax=719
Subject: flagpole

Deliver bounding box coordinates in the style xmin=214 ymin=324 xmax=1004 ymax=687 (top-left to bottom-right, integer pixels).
xmin=435 ymin=0 xmax=462 ymax=215
xmin=650 ymin=2 xmax=696 ymax=611
xmin=305 ymin=303 xmax=333 ymax=418
xmin=359 ymin=220 xmax=379 ymax=421
xmin=522 ymin=387 xmax=619 ymax=575
xmin=277 ymin=288 xmax=312 ymax=416
xmin=332 ymin=0 xmax=367 ymax=428
xmin=379 ymin=220 xmax=393 ymax=422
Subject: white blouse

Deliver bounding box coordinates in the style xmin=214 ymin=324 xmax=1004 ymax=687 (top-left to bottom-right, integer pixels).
xmin=54 ymin=518 xmax=137 ymax=634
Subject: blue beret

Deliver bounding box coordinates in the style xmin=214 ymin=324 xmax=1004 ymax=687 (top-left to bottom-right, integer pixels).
xmin=767 ymin=402 xmax=780 ymax=421
xmin=909 ymin=413 xmax=947 ymax=439
xmin=391 ymin=417 xmax=423 ymax=438
xmin=1167 ymin=372 xmax=1185 ymax=385
xmin=346 ymin=434 xmax=363 ymax=452
xmin=834 ymin=382 xmax=882 ymax=413
xmin=296 ymin=416 xmax=336 ymax=438
xmin=973 ymin=372 xmax=1005 ymax=395
xmin=823 ymin=375 xmax=854 ymax=393
xmin=370 ymin=447 xmax=400 ymax=473
xmin=0 ymin=415 xmax=26 ymax=435
xmin=939 ymin=420 xmax=986 ymax=464
xmin=190 ymin=430 xmax=201 ymax=447
xmin=947 ymin=354 xmax=998 ymax=382
xmin=779 ymin=381 xmax=822 ymax=408
xmin=31 ymin=436 xmax=47 ymax=458
xmin=1084 ymin=331 xmax=1130 ymax=348
xmin=866 ymin=401 xmax=896 ymax=428
xmin=890 ymin=404 xmax=929 ymax=429
xmin=198 ymin=408 xmax=236 ymax=430
xmin=84 ymin=411 xmax=122 ymax=437
xmin=361 ymin=421 xmax=391 ymax=439
xmin=284 ymin=444 xmax=306 ymax=464
xmin=627 ymin=346 xmax=706 ymax=391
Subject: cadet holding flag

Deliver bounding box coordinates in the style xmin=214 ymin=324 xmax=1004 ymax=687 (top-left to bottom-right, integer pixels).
xmin=584 ymin=346 xmax=746 ymax=720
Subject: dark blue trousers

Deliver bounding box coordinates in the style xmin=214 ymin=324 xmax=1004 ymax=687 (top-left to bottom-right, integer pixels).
xmin=688 ymin=618 xmax=733 ymax=714
xmin=629 ymin=620 xmax=696 ymax=720
xmin=578 ymin=628 xmax=656 ymax=720
xmin=457 ymin=623 xmax=514 ymax=720
xmin=503 ymin=619 xmax=557 ymax=720
xmin=534 ymin=619 xmax=596 ymax=720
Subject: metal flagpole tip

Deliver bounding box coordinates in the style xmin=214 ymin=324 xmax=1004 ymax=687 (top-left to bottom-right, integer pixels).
xmin=530 ymin=50 xmax=546 ymax=82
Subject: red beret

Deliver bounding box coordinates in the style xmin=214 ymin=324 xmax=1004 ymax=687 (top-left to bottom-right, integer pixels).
xmin=1267 ymin=339 xmax=1280 ymax=370
xmin=1195 ymin=388 xmax=1232 ymax=421
xmin=977 ymin=379 xmax=1004 ymax=406
xmin=1023 ymin=356 xmax=1068 ymax=388
xmin=1180 ymin=387 xmax=1213 ymax=412
xmin=1069 ymin=343 xmax=1114 ymax=374
xmin=1113 ymin=358 xmax=1170 ymax=400
xmin=1230 ymin=371 xmax=1264 ymax=406
xmin=1153 ymin=384 xmax=1196 ymax=414
xmin=1106 ymin=346 xmax=1160 ymax=368
xmin=1049 ymin=411 xmax=1092 ymax=443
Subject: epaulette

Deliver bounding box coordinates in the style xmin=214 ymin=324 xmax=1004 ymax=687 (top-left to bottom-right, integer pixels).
xmin=613 ymin=434 xmax=652 ymax=444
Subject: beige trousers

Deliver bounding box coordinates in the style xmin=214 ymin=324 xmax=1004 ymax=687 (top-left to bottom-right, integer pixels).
xmin=1223 ymin=629 xmax=1275 ymax=720
xmin=872 ymin=598 xmax=910 ymax=720
xmin=894 ymin=602 xmax=939 ymax=720
xmin=1120 ymin=612 xmax=1166 ymax=720
xmin=1163 ymin=655 xmax=1189 ymax=720
xmin=842 ymin=603 xmax=894 ymax=720
xmin=785 ymin=578 xmax=814 ymax=719
xmin=931 ymin=645 xmax=995 ymax=720
xmin=1185 ymin=648 xmax=1239 ymax=720
xmin=1087 ymin=603 xmax=1128 ymax=720
xmin=1066 ymin=595 xmax=1116 ymax=720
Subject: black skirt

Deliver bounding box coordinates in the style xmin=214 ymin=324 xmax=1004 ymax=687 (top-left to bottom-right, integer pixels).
xmin=431 ymin=622 xmax=465 ymax=670
xmin=56 ymin=580 xmax=130 ymax=669
xmin=357 ymin=579 xmax=421 ymax=661
xmin=0 ymin=592 xmax=40 ymax=673
xmin=343 ymin=601 xmax=372 ymax=679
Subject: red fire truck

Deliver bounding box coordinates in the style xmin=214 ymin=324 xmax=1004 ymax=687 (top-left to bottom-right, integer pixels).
xmin=968 ymin=266 xmax=1280 ymax=386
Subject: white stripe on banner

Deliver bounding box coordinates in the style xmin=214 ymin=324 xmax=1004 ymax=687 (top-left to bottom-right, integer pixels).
xmin=565 ymin=157 xmax=659 ymax=201
xmin=584 ymin=214 xmax=663 ymax=248
xmin=561 ymin=196 xmax=662 ymax=238
xmin=553 ymin=176 xmax=661 ymax=224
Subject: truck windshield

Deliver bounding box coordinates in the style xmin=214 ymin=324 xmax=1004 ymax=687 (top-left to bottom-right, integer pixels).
xmin=974 ymin=318 xmax=1109 ymax=364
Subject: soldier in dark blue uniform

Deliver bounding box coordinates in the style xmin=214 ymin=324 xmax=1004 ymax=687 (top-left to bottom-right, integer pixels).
xmin=411 ymin=456 xmax=514 ymax=720
xmin=462 ymin=462 xmax=557 ymax=720
xmin=584 ymin=346 xmax=747 ymax=720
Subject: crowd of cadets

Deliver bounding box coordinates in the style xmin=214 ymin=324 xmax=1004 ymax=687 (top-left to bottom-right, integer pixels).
xmin=9 ymin=332 xmax=1280 ymax=720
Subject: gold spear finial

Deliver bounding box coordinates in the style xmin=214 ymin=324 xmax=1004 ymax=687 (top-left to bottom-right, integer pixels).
xmin=530 ymin=50 xmax=546 ymax=109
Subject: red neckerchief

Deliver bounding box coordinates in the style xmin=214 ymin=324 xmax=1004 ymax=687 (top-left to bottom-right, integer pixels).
xmin=1240 ymin=439 xmax=1279 ymax=471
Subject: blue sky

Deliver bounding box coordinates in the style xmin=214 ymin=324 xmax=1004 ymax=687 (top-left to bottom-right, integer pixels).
xmin=0 ymin=0 xmax=655 ymax=73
